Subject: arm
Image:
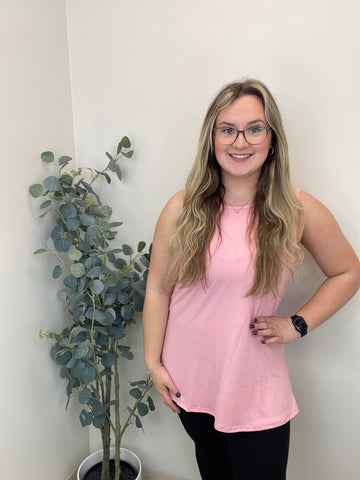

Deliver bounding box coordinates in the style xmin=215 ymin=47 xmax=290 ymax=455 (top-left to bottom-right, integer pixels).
xmin=251 ymin=191 xmax=360 ymax=344
xmin=143 ymin=191 xmax=185 ymax=412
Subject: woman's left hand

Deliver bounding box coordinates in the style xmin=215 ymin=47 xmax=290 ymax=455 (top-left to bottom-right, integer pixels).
xmin=249 ymin=316 xmax=301 ymax=345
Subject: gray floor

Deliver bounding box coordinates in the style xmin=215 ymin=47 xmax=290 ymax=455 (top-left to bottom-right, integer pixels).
xmin=69 ymin=468 xmax=190 ymax=480
xmin=143 ymin=469 xmax=190 ymax=480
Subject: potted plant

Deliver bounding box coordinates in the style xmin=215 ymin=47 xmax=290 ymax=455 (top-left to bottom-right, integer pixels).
xmin=30 ymin=137 xmax=155 ymax=480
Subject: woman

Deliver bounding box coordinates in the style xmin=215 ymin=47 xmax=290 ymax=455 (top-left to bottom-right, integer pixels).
xmin=142 ymin=79 xmax=360 ymax=480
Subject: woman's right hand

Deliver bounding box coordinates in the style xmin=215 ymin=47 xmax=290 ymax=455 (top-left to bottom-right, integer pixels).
xmin=150 ymin=365 xmax=181 ymax=413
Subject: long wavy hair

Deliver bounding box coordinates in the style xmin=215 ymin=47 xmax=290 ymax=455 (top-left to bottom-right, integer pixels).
xmin=168 ymin=79 xmax=304 ymax=296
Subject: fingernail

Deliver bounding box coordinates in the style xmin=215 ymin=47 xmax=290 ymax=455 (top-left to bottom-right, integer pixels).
xmin=254 ymin=318 xmax=258 ymax=323
xmin=262 ymin=340 xmax=266 ymax=344
xmin=250 ymin=324 xmax=255 ymax=329
xmin=253 ymin=331 xmax=258 ymax=336
xmin=175 ymin=392 xmax=181 ymax=398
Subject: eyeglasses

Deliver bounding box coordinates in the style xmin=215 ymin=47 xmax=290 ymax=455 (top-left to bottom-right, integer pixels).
xmin=213 ymin=126 xmax=271 ymax=145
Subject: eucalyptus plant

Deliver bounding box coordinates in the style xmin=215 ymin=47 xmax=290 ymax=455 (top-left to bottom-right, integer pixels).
xmin=30 ymin=137 xmax=154 ymax=480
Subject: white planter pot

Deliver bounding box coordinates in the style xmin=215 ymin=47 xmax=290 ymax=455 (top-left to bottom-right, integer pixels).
xmin=77 ymin=447 xmax=142 ymax=480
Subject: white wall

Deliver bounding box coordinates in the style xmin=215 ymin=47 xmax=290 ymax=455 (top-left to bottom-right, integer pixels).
xmin=66 ymin=1 xmax=360 ymax=479
xmin=0 ymin=1 xmax=89 ymax=479
xmin=4 ymin=0 xmax=355 ymax=478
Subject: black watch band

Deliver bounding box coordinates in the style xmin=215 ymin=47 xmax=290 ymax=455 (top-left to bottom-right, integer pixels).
xmin=291 ymin=315 xmax=308 ymax=337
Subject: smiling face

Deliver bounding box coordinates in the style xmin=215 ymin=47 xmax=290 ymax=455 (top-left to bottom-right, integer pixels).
xmin=213 ymin=95 xmax=272 ymax=186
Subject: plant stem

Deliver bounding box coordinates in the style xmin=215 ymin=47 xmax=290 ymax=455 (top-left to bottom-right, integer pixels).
xmin=114 ymin=340 xmax=121 ymax=480
xmin=101 ymin=368 xmax=112 ymax=480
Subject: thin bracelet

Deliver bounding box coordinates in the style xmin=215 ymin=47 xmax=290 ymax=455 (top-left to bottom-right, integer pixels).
xmin=147 ymin=362 xmax=164 ymax=376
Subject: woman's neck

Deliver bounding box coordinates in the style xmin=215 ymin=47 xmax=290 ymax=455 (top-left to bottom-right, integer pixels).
xmin=222 ymin=176 xmax=258 ymax=206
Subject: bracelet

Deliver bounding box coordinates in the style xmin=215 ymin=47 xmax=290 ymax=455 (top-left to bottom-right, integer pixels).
xmin=147 ymin=362 xmax=164 ymax=376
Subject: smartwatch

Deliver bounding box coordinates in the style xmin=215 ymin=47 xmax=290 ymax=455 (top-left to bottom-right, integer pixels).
xmin=291 ymin=315 xmax=308 ymax=337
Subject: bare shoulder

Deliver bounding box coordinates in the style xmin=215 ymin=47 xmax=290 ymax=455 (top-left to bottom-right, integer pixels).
xmin=157 ymin=190 xmax=185 ymax=226
xmin=299 ymin=190 xmax=332 ymax=217
xmin=163 ymin=190 xmax=185 ymax=216
xmin=148 ymin=191 xmax=185 ymax=290
xmin=299 ymin=190 xmax=338 ymax=235
xmin=299 ymin=190 xmax=358 ymax=277
xmin=154 ymin=190 xmax=185 ymax=238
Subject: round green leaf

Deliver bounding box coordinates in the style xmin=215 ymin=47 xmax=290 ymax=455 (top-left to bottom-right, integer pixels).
xmin=101 ymin=352 xmax=116 ymax=368
xmin=59 ymin=155 xmax=72 ymax=166
xmin=120 ymin=350 xmax=134 ymax=360
xmin=74 ymin=342 xmax=89 ymax=360
xmin=122 ymin=150 xmax=134 ymax=158
xmin=71 ymin=263 xmax=86 ymax=278
xmin=29 ymin=184 xmax=44 ymax=198
xmin=137 ymin=402 xmax=149 ymax=417
xmin=92 ymin=415 xmax=105 ymax=429
xmin=68 ymin=248 xmax=82 ymax=262
xmin=60 ymin=173 xmax=73 ymax=185
xmin=54 ymin=237 xmax=72 ymax=252
xmin=117 ymin=292 xmax=129 ymax=304
xmin=120 ymin=136 xmax=131 ymax=148
xmin=104 ymin=293 xmax=117 ymax=305
xmin=85 ymin=256 xmax=102 ymax=270
xmin=80 ymin=409 xmax=93 ymax=427
xmin=63 ymin=275 xmax=78 ymax=290
xmin=87 ymin=224 xmax=101 ymax=236
xmin=52 ymin=265 xmax=62 ymax=279
xmin=86 ymin=266 xmax=103 ymax=278
xmin=41 ymin=151 xmax=54 ymax=163
xmin=137 ymin=241 xmax=146 ymax=253
xmin=79 ymin=214 xmax=96 ymax=226
xmin=114 ymin=258 xmax=126 ymax=270
xmin=51 ymin=224 xmax=64 ymax=240
xmin=78 ymin=241 xmax=91 ymax=252
xmin=140 ymin=255 xmax=150 ymax=267
xmin=129 ymin=387 xmax=141 ymax=399
xmin=78 ymin=387 xmax=92 ymax=405
xmin=92 ymin=279 xmax=104 ymax=294
xmin=43 ymin=176 xmax=60 ymax=192
xmin=60 ymin=203 xmax=77 ymax=219
xmin=122 ymin=244 xmax=133 ymax=256
xmin=57 ymin=291 xmax=68 ymax=303
xmin=109 ymin=325 xmax=124 ymax=338
xmin=66 ymin=218 xmax=80 ymax=231
xmin=79 ymin=365 xmax=96 ymax=383
xmin=133 ymin=294 xmax=144 ymax=312
xmin=121 ymin=305 xmax=134 ymax=320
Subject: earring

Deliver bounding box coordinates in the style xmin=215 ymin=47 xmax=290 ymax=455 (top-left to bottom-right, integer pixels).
xmin=269 ymin=146 xmax=274 ymax=156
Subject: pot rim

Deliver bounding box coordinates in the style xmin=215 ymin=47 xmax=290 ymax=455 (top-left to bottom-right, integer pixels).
xmin=77 ymin=447 xmax=142 ymax=480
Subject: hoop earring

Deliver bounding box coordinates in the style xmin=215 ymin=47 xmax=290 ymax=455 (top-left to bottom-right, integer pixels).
xmin=269 ymin=146 xmax=274 ymax=156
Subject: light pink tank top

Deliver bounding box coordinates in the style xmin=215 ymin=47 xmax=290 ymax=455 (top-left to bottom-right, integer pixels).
xmin=162 ymin=190 xmax=300 ymax=432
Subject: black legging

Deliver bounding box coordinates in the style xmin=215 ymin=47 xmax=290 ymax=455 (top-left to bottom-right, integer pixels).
xmin=178 ymin=407 xmax=290 ymax=480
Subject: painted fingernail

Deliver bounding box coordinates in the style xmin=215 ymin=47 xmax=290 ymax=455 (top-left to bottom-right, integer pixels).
xmin=262 ymin=340 xmax=266 ymax=344
xmin=254 ymin=318 xmax=258 ymax=323
xmin=250 ymin=324 xmax=255 ymax=329
xmin=253 ymin=331 xmax=258 ymax=336
xmin=176 ymin=392 xmax=181 ymax=398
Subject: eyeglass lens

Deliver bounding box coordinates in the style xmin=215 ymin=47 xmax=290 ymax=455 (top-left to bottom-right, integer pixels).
xmin=214 ymin=127 xmax=269 ymax=145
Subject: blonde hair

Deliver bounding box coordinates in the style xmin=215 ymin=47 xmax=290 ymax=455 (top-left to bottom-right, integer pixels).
xmin=169 ymin=79 xmax=304 ymax=296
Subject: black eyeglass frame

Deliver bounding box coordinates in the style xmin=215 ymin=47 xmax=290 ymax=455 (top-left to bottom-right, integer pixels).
xmin=212 ymin=126 xmax=271 ymax=145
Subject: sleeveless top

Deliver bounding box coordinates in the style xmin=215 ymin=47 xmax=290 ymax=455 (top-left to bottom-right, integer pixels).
xmin=161 ymin=189 xmax=300 ymax=432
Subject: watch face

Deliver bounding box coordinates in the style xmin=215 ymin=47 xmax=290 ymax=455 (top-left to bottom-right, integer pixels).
xmin=295 ymin=318 xmax=306 ymax=329
xmin=292 ymin=315 xmax=308 ymax=336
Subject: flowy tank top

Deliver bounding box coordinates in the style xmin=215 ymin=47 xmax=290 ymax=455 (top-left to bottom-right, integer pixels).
xmin=162 ymin=192 xmax=300 ymax=432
